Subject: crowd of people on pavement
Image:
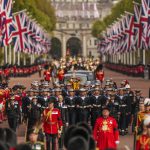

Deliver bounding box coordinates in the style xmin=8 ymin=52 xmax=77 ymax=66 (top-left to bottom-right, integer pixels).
xmin=0 ymin=57 xmax=150 ymax=150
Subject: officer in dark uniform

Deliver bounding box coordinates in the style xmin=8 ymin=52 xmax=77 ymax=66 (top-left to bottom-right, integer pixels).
xmin=22 ymin=89 xmax=35 ymax=123
xmin=90 ymin=88 xmax=102 ymax=128
xmin=27 ymin=97 xmax=42 ymax=129
xmin=65 ymin=89 xmax=77 ymax=125
xmin=107 ymin=93 xmax=120 ymax=123
xmin=26 ymin=129 xmax=44 ymax=150
xmin=5 ymin=97 xmax=20 ymax=131
xmin=38 ymin=89 xmax=49 ymax=111
xmin=118 ymin=88 xmax=128 ymax=135
xmin=76 ymin=88 xmax=90 ymax=123
xmin=56 ymin=94 xmax=68 ymax=149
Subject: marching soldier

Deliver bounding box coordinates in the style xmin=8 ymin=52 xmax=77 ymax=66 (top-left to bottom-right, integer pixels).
xmin=107 ymin=93 xmax=120 ymax=122
xmin=5 ymin=97 xmax=20 ymax=131
xmin=38 ymin=89 xmax=50 ymax=111
xmin=76 ymin=88 xmax=90 ymax=123
xmin=90 ymin=88 xmax=102 ymax=128
xmin=27 ymin=97 xmax=42 ymax=130
xmin=56 ymin=95 xmax=68 ymax=149
xmin=65 ymin=89 xmax=77 ymax=125
xmin=118 ymin=88 xmax=128 ymax=135
xmin=42 ymin=98 xmax=63 ymax=150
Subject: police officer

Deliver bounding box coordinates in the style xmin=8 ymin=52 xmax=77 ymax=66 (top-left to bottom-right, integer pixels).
xmin=5 ymin=97 xmax=20 ymax=131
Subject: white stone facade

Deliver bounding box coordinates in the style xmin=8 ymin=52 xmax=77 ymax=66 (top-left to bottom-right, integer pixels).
xmin=51 ymin=0 xmax=114 ymax=58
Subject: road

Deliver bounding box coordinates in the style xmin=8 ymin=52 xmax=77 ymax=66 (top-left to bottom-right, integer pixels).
xmin=0 ymin=68 xmax=150 ymax=150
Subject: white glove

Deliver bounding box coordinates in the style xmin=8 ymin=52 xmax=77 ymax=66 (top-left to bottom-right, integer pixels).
xmin=115 ymin=141 xmax=120 ymax=144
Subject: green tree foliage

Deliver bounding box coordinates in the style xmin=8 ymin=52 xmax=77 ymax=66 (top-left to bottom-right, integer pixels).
xmin=13 ymin=0 xmax=56 ymax=32
xmin=92 ymin=0 xmax=142 ymax=37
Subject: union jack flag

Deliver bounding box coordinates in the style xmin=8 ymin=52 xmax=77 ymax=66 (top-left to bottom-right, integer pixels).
xmin=147 ymin=0 xmax=150 ymax=48
xmin=0 ymin=0 xmax=13 ymax=46
xmin=140 ymin=0 xmax=149 ymax=49
xmin=124 ymin=13 xmax=134 ymax=52
xmin=134 ymin=2 xmax=142 ymax=49
xmin=12 ymin=12 xmax=28 ymax=52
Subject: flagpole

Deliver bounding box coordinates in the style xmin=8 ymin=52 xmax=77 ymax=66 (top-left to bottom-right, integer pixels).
xmin=9 ymin=44 xmax=12 ymax=64
xmin=23 ymin=55 xmax=26 ymax=66
xmin=143 ymin=49 xmax=146 ymax=65
xmin=13 ymin=48 xmax=16 ymax=64
xmin=4 ymin=46 xmax=8 ymax=65
xmin=12 ymin=9 xmax=27 ymax=16
xmin=17 ymin=51 xmax=20 ymax=66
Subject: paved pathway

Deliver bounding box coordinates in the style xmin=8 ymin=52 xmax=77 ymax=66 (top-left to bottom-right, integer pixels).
xmin=0 ymin=68 xmax=150 ymax=149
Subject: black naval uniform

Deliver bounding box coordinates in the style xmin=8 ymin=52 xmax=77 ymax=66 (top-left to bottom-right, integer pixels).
xmin=56 ymin=100 xmax=68 ymax=149
xmin=90 ymin=95 xmax=102 ymax=127
xmin=6 ymin=100 xmax=20 ymax=131
xmin=65 ymin=96 xmax=77 ymax=125
xmin=27 ymin=102 xmax=42 ymax=129
xmin=76 ymin=96 xmax=90 ymax=123
xmin=118 ymin=95 xmax=128 ymax=135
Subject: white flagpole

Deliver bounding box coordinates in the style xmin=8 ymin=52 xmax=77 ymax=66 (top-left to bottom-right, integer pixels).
xmin=4 ymin=46 xmax=8 ymax=64
xmin=17 ymin=51 xmax=20 ymax=66
xmin=9 ymin=44 xmax=12 ymax=64
xmin=13 ymin=48 xmax=16 ymax=64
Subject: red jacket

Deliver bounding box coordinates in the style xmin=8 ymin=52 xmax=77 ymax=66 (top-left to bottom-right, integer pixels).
xmin=43 ymin=108 xmax=63 ymax=134
xmin=136 ymin=134 xmax=150 ymax=150
xmin=44 ymin=70 xmax=51 ymax=81
xmin=96 ymin=70 xmax=104 ymax=82
xmin=93 ymin=116 xmax=119 ymax=150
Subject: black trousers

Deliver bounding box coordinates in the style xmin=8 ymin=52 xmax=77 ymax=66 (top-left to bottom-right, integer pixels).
xmin=8 ymin=117 xmax=17 ymax=132
xmin=45 ymin=133 xmax=58 ymax=150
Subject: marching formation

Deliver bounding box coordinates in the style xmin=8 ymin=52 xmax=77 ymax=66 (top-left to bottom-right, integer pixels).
xmin=0 ymin=57 xmax=150 ymax=150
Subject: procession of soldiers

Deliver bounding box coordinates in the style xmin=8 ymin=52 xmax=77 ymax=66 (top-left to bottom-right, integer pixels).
xmin=0 ymin=57 xmax=150 ymax=150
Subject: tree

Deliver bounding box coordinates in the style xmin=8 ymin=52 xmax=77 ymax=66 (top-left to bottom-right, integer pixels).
xmin=13 ymin=0 xmax=56 ymax=32
xmin=92 ymin=0 xmax=142 ymax=37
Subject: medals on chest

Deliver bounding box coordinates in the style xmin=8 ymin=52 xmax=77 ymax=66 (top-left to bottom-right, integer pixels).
xmin=102 ymin=120 xmax=109 ymax=131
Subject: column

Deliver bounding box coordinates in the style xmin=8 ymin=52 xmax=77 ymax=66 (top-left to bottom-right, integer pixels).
xmin=17 ymin=51 xmax=20 ymax=66
xmin=143 ymin=49 xmax=146 ymax=65
xmin=62 ymin=34 xmax=66 ymax=58
xmin=123 ymin=53 xmax=126 ymax=64
xmin=9 ymin=45 xmax=11 ymax=64
xmin=83 ymin=35 xmax=87 ymax=57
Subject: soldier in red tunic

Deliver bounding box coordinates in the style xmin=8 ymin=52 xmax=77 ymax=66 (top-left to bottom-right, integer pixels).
xmin=93 ymin=107 xmax=119 ymax=150
xmin=43 ymin=98 xmax=63 ymax=150
xmin=57 ymin=68 xmax=65 ymax=84
xmin=44 ymin=69 xmax=51 ymax=82
xmin=136 ymin=116 xmax=150 ymax=150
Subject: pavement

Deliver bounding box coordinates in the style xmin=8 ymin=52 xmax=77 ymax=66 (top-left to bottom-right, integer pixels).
xmin=0 ymin=68 xmax=150 ymax=149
